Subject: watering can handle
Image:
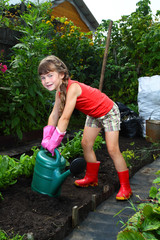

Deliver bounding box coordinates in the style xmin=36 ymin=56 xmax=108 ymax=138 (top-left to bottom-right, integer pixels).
xmin=54 ymin=148 xmax=61 ymax=160
xmin=40 ymin=146 xmax=61 ymax=164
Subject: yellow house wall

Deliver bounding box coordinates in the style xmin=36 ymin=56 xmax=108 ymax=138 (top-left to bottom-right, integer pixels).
xmin=51 ymin=1 xmax=90 ymax=33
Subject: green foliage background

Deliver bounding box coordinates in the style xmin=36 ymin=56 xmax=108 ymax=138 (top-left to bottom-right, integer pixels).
xmin=0 ymin=0 xmax=160 ymax=138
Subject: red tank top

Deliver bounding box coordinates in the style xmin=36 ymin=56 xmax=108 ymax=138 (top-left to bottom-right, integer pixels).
xmin=67 ymin=79 xmax=114 ymax=118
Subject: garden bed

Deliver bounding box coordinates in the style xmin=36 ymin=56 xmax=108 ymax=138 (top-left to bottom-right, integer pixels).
xmin=0 ymin=134 xmax=156 ymax=240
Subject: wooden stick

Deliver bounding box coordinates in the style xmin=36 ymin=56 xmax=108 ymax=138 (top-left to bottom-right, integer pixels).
xmin=99 ymin=20 xmax=113 ymax=92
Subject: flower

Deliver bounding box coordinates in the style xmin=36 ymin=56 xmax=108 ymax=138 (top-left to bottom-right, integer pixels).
xmin=51 ymin=16 xmax=55 ymax=21
xmin=89 ymin=42 xmax=94 ymax=46
xmin=2 ymin=65 xmax=7 ymax=73
xmin=64 ymin=21 xmax=69 ymax=25
xmin=0 ymin=63 xmax=7 ymax=73
xmin=80 ymin=33 xmax=84 ymax=37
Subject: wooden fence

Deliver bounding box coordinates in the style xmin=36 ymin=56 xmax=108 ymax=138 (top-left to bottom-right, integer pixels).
xmin=0 ymin=27 xmax=21 ymax=60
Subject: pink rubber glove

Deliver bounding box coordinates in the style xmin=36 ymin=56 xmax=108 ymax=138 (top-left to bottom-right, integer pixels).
xmin=41 ymin=125 xmax=55 ymax=149
xmin=46 ymin=127 xmax=66 ymax=156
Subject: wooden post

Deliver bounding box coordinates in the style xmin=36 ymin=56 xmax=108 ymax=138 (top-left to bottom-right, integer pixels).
xmin=91 ymin=194 xmax=97 ymax=211
xmin=72 ymin=206 xmax=79 ymax=228
xmin=99 ymin=20 xmax=113 ymax=92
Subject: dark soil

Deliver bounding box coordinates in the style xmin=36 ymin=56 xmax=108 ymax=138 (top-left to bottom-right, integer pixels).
xmin=0 ymin=134 xmax=158 ymax=240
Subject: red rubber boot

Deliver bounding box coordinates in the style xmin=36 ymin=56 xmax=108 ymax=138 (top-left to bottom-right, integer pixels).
xmin=74 ymin=162 xmax=100 ymax=187
xmin=116 ymin=169 xmax=132 ymax=200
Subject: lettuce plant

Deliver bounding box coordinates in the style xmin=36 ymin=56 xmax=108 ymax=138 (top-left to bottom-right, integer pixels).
xmin=0 ymin=146 xmax=39 ymax=198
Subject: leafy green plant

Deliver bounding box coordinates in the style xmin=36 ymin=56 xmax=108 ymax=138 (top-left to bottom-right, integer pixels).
xmin=0 ymin=0 xmax=102 ymax=138
xmin=127 ymin=104 xmax=139 ymax=114
xmin=149 ymin=170 xmax=160 ymax=204
xmin=0 ymin=1 xmax=55 ymax=138
xmin=19 ymin=146 xmax=39 ymax=176
xmin=0 ymin=0 xmax=22 ymax=29
xmin=122 ymin=149 xmax=137 ymax=168
xmin=116 ymin=169 xmax=160 ymax=240
xmin=0 ymin=230 xmax=24 ymax=240
xmin=0 ymin=146 xmax=39 ymax=195
xmin=4 ymin=2 xmax=55 ymax=138
xmin=96 ymin=0 xmax=160 ymax=104
xmin=117 ymin=202 xmax=160 ymax=240
xmin=52 ymin=16 xmax=101 ymax=85
xmin=59 ymin=131 xmax=83 ymax=162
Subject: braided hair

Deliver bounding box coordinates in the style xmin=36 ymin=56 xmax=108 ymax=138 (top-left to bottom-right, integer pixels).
xmin=38 ymin=55 xmax=69 ymax=115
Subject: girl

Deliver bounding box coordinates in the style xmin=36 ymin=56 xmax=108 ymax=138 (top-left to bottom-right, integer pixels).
xmin=38 ymin=55 xmax=132 ymax=200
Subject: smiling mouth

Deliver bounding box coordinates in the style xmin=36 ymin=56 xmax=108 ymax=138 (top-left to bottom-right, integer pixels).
xmin=46 ymin=84 xmax=53 ymax=88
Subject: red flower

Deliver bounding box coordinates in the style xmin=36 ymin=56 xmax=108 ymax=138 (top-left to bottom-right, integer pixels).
xmin=0 ymin=63 xmax=7 ymax=73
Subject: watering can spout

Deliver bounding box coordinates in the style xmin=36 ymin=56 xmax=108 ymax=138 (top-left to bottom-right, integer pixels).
xmin=54 ymin=168 xmax=71 ymax=181
xmin=61 ymin=169 xmax=71 ymax=179
xmin=51 ymin=168 xmax=71 ymax=196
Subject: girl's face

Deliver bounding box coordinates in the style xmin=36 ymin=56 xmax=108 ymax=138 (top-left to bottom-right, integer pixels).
xmin=40 ymin=71 xmax=64 ymax=91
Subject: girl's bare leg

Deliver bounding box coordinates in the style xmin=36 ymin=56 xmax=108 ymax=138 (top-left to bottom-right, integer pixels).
xmin=81 ymin=126 xmax=101 ymax=162
xmin=105 ymin=130 xmax=127 ymax=172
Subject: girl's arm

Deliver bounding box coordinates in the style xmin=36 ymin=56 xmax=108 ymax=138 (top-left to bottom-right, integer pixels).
xmin=48 ymin=91 xmax=61 ymax=126
xmin=57 ymin=83 xmax=81 ymax=132
xmin=45 ymin=83 xmax=81 ymax=155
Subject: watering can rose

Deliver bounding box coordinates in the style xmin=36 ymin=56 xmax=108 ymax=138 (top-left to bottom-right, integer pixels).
xmin=0 ymin=63 xmax=7 ymax=73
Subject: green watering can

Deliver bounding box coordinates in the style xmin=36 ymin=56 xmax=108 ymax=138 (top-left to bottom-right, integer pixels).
xmin=31 ymin=148 xmax=86 ymax=197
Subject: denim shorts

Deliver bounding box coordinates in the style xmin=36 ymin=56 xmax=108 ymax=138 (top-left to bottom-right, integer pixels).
xmin=85 ymin=103 xmax=120 ymax=132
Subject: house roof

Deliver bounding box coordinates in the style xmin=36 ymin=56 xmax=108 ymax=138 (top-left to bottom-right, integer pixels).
xmin=52 ymin=0 xmax=99 ymax=32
